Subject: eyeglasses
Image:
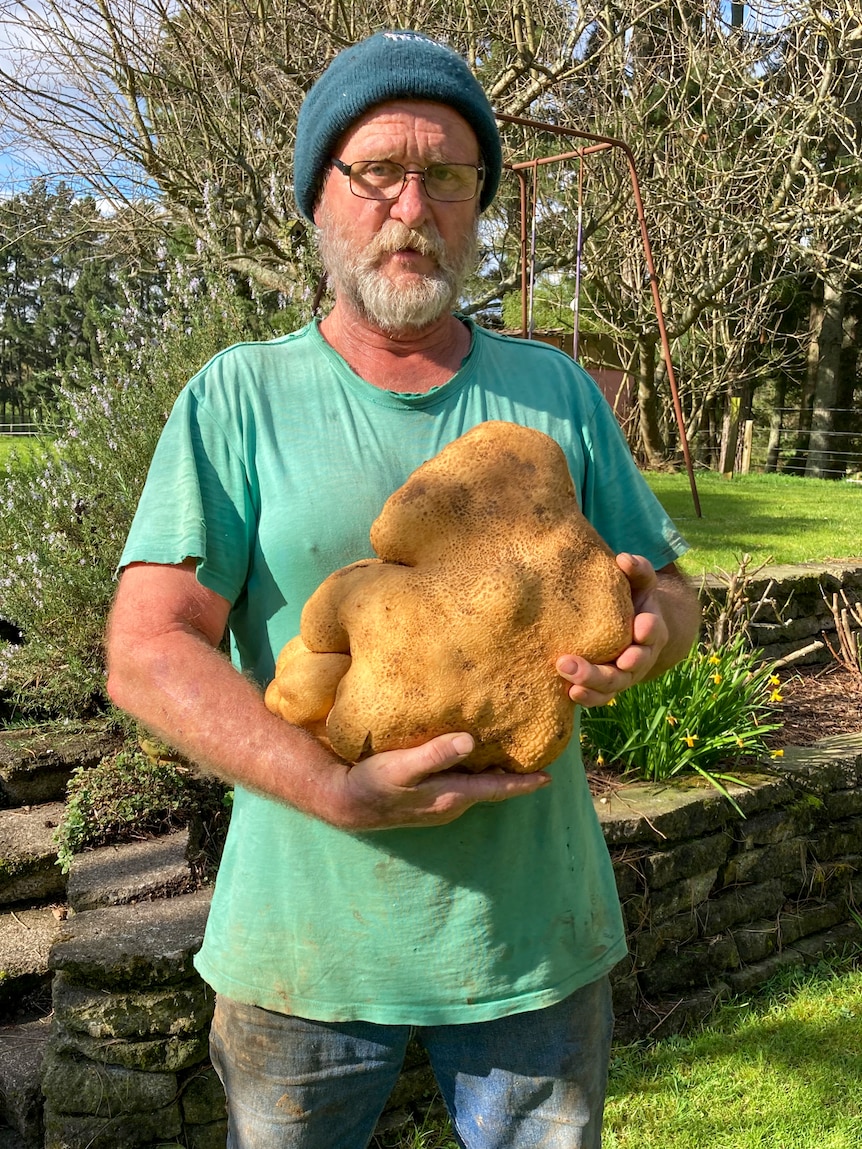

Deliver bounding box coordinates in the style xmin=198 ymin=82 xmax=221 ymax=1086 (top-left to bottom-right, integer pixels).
xmin=329 ymin=158 xmax=484 ymax=203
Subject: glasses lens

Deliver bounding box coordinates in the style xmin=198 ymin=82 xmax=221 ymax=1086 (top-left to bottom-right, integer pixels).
xmin=349 ymin=161 xmax=406 ymax=199
xmin=346 ymin=161 xmax=481 ymax=202
xmin=424 ymin=163 xmax=480 ymax=201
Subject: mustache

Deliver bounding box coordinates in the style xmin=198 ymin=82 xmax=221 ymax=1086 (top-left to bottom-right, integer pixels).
xmin=364 ymin=221 xmax=447 ymax=263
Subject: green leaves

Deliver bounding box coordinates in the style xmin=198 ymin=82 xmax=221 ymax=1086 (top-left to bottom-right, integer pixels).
xmin=581 ymin=636 xmax=784 ymax=804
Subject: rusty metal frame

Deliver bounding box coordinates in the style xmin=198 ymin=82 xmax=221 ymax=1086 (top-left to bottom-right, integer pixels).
xmin=497 ymin=113 xmax=701 ymax=517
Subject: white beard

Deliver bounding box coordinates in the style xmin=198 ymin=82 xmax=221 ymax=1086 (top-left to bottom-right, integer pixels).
xmin=316 ymin=215 xmax=478 ymax=333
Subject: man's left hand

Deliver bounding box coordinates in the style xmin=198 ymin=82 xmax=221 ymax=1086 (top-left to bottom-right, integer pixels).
xmin=556 ymin=553 xmax=699 ymax=708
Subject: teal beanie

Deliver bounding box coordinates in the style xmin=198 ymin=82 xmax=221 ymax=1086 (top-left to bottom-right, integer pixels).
xmin=293 ymin=30 xmax=502 ymax=221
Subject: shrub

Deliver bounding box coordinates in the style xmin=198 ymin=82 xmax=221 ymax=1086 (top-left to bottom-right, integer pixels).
xmin=55 ymin=745 xmax=231 ymax=875
xmin=580 ymin=635 xmax=784 ymax=806
xmin=0 ymin=264 xmax=302 ymax=721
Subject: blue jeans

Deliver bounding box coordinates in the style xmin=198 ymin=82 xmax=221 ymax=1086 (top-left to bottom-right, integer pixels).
xmin=209 ymin=976 xmax=613 ymax=1149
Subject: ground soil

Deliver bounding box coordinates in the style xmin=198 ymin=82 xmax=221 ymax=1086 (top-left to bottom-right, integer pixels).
xmin=770 ymin=662 xmax=862 ymax=746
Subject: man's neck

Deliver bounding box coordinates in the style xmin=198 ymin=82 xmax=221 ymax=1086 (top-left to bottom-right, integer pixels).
xmin=318 ymin=302 xmax=472 ymax=394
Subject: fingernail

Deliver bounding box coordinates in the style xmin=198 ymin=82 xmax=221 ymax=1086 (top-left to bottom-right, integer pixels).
xmin=557 ymin=656 xmax=577 ymax=676
xmin=452 ymin=734 xmax=474 ymax=756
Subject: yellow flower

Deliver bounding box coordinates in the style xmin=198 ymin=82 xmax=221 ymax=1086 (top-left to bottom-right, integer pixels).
xmin=708 ymin=653 xmax=721 ymax=665
xmin=666 ymin=713 xmax=679 ymax=726
xmin=770 ymin=748 xmax=785 ymax=758
xmin=681 ymin=733 xmax=699 ymax=749
xmin=711 ymin=673 xmax=722 ymax=685
xmin=596 ymin=754 xmax=605 ymax=766
xmin=770 ymin=689 xmax=783 ymax=703
xmin=606 ymin=697 xmax=617 ymax=707
xmin=769 ymin=674 xmax=781 ymax=686
xmin=736 ymin=737 xmax=745 ymax=748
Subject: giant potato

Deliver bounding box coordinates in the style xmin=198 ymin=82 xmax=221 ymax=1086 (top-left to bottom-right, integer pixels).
xmin=265 ymin=421 xmax=634 ymax=772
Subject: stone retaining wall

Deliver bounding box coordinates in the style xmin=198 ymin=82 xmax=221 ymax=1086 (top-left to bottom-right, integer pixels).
xmin=2 ymin=560 xmax=862 ymax=1147
xmin=700 ymin=560 xmax=862 ymax=665
xmin=28 ymin=736 xmax=862 ymax=1148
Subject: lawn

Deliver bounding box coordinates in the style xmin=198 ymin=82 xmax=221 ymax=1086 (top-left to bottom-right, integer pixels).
xmin=0 ymin=435 xmax=37 ymax=467
xmin=604 ymin=957 xmax=862 ymax=1149
xmin=645 ymin=470 xmax=862 ymax=577
xmin=375 ymin=956 xmax=862 ymax=1149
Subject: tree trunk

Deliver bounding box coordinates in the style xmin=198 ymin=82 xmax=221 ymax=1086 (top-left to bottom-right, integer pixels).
xmin=806 ymin=271 xmax=847 ymax=479
xmin=636 ymin=337 xmax=667 ymax=467
xmin=765 ymin=375 xmax=787 ymax=473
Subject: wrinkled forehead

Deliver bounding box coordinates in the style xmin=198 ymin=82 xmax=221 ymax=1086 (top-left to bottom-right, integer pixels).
xmin=334 ymin=100 xmax=481 ymax=163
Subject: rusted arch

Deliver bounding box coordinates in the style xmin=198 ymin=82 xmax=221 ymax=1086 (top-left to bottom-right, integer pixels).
xmin=497 ymin=113 xmax=701 ymax=518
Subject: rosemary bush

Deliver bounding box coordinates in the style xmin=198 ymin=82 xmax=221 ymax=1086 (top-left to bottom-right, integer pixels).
xmin=580 ymin=634 xmax=784 ymax=800
xmin=0 ymin=264 xmax=300 ymax=721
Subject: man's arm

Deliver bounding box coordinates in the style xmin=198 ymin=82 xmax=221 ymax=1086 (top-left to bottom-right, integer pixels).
xmin=105 ymin=560 xmax=549 ymax=830
xmin=557 ymin=554 xmax=701 ymax=708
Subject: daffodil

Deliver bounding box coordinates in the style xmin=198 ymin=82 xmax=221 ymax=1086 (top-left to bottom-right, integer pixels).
xmin=770 ymin=689 xmax=783 ymax=703
xmin=708 ymin=653 xmax=721 ymax=665
xmin=681 ymin=733 xmax=699 ymax=749
xmin=606 ymin=697 xmax=617 ymax=707
xmin=666 ymin=713 xmax=679 ymax=726
xmin=770 ymin=748 xmax=785 ymax=758
xmin=769 ymin=674 xmax=781 ymax=686
xmin=711 ymin=673 xmax=722 ymax=685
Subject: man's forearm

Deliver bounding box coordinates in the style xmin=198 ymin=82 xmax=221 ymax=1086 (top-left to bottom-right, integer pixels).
xmin=106 ymin=623 xmax=343 ymax=815
xmin=646 ymin=566 xmax=701 ymax=679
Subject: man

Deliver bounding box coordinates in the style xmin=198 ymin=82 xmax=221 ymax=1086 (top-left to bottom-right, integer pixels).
xmin=106 ymin=29 xmax=700 ymax=1149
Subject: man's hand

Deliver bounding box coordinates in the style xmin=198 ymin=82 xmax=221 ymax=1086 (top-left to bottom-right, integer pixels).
xmin=556 ymin=553 xmax=700 ymax=709
xmin=329 ymin=733 xmax=551 ymax=831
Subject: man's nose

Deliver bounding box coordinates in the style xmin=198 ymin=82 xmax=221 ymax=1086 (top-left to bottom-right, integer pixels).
xmin=389 ymin=171 xmax=432 ymax=227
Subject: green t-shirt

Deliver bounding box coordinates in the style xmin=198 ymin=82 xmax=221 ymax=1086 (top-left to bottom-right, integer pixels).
xmin=121 ymin=318 xmax=687 ymax=1025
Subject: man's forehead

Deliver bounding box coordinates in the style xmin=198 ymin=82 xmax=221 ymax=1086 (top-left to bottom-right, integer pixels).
xmin=336 ymin=100 xmax=480 ymax=156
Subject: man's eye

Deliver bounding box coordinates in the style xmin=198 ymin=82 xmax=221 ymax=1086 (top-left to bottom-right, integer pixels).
xmin=427 ymin=164 xmax=457 ymax=183
xmin=360 ymin=162 xmax=401 ymax=182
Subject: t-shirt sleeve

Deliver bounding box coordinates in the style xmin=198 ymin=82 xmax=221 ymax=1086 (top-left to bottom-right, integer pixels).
xmin=578 ymin=384 xmax=689 ymax=570
xmin=118 ymin=383 xmax=256 ymax=606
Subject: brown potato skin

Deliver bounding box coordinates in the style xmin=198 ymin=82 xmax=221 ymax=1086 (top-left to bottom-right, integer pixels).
xmin=265 ymin=422 xmax=633 ymax=772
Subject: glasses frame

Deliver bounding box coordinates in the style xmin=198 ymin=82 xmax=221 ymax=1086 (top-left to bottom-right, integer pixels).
xmin=329 ymin=157 xmax=485 ymax=203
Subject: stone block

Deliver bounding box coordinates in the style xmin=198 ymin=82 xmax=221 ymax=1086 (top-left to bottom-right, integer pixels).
xmin=809 ymin=817 xmax=862 ymax=860
xmin=725 ymin=948 xmax=804 ymax=995
xmin=67 ymin=831 xmax=196 ymax=913
xmin=720 ymin=837 xmax=805 ymax=886
xmin=52 ymin=971 xmax=214 ymax=1040
xmin=185 ymin=1121 xmax=229 ymax=1149
xmin=597 ymin=772 xmax=794 ymax=847
xmin=43 ymin=1101 xmax=182 ymax=1149
xmin=792 ymin=922 xmax=862 ymax=963
xmin=778 ymin=901 xmax=847 ymax=946
xmin=179 ymin=1065 xmax=226 ymax=1126
xmin=41 ymin=1048 xmax=177 ymax=1116
xmin=824 ymin=788 xmax=862 ymax=819
xmin=638 ymin=934 xmax=739 ymax=996
xmin=633 ymin=912 xmax=698 ymax=969
xmin=641 ymin=832 xmax=730 ymax=890
xmin=695 ymin=878 xmax=785 ymax=936
xmin=0 ymin=726 xmax=121 ymax=809
xmin=0 ymin=804 xmax=66 ymax=905
xmin=0 ymin=907 xmax=63 ymax=1018
xmin=0 ymin=1016 xmax=50 ymax=1142
xmin=649 ymin=870 xmax=718 ymax=926
xmin=625 ymin=983 xmax=732 ymax=1042
xmin=778 ymin=740 xmax=862 ymax=794
xmin=732 ymin=802 xmax=821 ymax=848
xmin=52 ymin=1022 xmax=209 ymax=1073
xmin=49 ymin=888 xmax=211 ymax=990
xmin=730 ymin=918 xmax=780 ymax=964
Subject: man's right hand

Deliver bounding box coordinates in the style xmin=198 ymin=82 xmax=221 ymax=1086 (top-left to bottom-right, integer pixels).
xmin=330 ymin=732 xmax=551 ymax=830
xmin=106 ymin=560 xmax=549 ymax=833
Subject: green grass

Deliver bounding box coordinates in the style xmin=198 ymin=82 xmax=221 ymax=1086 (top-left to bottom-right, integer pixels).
xmin=604 ymin=956 xmax=862 ymax=1149
xmin=377 ymin=956 xmax=862 ymax=1149
xmin=0 ymin=435 xmax=38 ymax=467
xmin=645 ymin=471 xmax=862 ymax=577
